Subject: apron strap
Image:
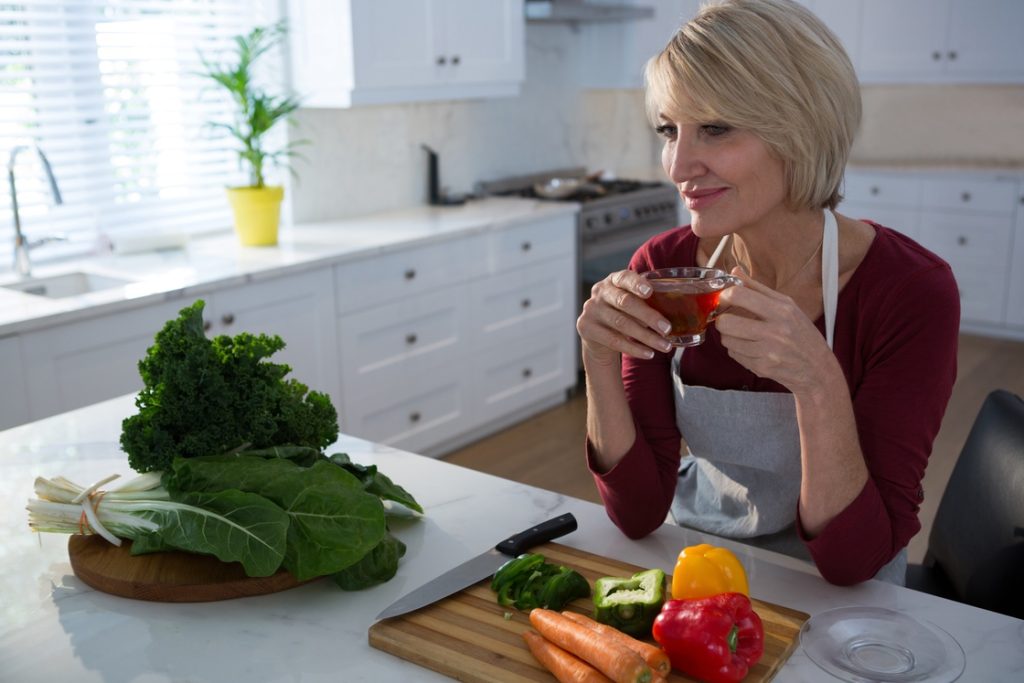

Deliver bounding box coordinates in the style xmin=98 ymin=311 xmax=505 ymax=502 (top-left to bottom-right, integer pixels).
xmin=822 ymin=210 xmax=840 ymax=350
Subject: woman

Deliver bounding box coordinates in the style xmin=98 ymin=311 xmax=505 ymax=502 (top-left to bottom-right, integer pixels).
xmin=576 ymin=0 xmax=959 ymax=585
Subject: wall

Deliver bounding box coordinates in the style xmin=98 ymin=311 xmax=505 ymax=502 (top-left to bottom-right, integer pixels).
xmin=289 ymin=25 xmax=1024 ymax=224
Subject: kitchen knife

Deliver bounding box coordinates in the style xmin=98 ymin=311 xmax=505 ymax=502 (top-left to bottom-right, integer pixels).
xmin=375 ymin=513 xmax=578 ymax=620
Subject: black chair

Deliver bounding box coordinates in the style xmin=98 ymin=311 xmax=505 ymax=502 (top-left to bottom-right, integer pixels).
xmin=905 ymin=390 xmax=1024 ymax=619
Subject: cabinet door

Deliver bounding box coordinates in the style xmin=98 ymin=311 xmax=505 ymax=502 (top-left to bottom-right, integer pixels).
xmin=440 ymin=0 xmax=524 ymax=85
xmin=22 ymin=300 xmax=184 ymax=421
xmin=858 ymin=0 xmax=949 ymax=82
xmin=0 ymin=335 xmax=29 ymax=429
xmin=800 ymin=0 xmax=862 ymax=74
xmin=1007 ymin=197 xmax=1024 ymax=328
xmin=945 ymin=0 xmax=1024 ymax=82
xmin=349 ymin=0 xmax=438 ymax=89
xmin=207 ymin=269 xmax=340 ymax=401
xmin=917 ymin=211 xmax=1013 ymax=325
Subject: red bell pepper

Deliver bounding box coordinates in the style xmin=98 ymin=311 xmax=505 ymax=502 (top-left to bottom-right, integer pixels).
xmin=651 ymin=592 xmax=764 ymax=683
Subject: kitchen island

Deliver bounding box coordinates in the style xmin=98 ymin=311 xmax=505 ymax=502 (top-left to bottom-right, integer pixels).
xmin=2 ymin=394 xmax=1022 ymax=682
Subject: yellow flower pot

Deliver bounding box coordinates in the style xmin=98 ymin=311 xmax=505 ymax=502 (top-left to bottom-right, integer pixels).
xmin=226 ymin=185 xmax=284 ymax=246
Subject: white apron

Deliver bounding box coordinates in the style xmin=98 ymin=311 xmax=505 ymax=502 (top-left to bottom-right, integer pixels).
xmin=669 ymin=211 xmax=907 ymax=584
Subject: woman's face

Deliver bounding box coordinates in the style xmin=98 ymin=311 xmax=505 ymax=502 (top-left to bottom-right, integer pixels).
xmin=656 ymin=97 xmax=789 ymax=238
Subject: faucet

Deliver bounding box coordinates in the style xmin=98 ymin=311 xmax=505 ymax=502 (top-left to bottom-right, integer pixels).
xmin=8 ymin=145 xmax=64 ymax=278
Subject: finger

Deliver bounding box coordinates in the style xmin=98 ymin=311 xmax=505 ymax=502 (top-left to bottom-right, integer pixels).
xmin=594 ymin=277 xmax=673 ymax=337
xmin=578 ymin=297 xmax=673 ymax=355
xmin=610 ymin=269 xmax=655 ymax=299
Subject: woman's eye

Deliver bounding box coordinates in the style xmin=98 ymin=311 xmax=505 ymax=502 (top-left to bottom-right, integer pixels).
xmin=701 ymin=124 xmax=730 ymax=137
xmin=654 ymin=124 xmax=677 ymax=139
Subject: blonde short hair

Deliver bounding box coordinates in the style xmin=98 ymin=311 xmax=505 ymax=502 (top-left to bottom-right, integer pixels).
xmin=645 ymin=0 xmax=860 ymax=210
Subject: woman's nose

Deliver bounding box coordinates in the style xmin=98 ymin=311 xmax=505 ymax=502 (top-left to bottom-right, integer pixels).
xmin=663 ymin=137 xmax=706 ymax=184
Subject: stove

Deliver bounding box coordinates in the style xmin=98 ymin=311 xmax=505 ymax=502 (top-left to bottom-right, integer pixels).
xmin=477 ymin=167 xmax=681 ymax=287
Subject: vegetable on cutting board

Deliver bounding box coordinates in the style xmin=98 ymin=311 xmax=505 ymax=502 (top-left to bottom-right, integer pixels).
xmin=522 ymin=629 xmax=614 ymax=683
xmin=671 ymin=543 xmax=749 ymax=600
xmin=529 ymin=608 xmax=655 ymax=683
xmin=490 ymin=553 xmax=591 ymax=611
xmin=561 ymin=611 xmax=671 ymax=678
xmin=26 ymin=300 xmax=424 ymax=591
xmin=652 ymin=593 xmax=765 ymax=683
xmin=592 ymin=568 xmax=667 ymax=637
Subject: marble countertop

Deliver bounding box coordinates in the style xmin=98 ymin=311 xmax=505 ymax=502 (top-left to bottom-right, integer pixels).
xmin=0 ymin=197 xmax=578 ymax=336
xmin=2 ymin=394 xmax=1022 ymax=682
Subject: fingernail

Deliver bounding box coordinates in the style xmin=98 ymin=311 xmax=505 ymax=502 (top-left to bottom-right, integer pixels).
xmin=639 ymin=284 xmax=652 ymax=296
xmin=658 ymin=320 xmax=671 ymax=334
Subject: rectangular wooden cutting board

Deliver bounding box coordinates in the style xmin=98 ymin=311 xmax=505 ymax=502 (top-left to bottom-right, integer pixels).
xmin=369 ymin=542 xmax=809 ymax=682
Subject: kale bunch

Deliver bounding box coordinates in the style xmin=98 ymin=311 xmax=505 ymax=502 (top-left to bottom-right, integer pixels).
xmin=121 ymin=300 xmax=338 ymax=473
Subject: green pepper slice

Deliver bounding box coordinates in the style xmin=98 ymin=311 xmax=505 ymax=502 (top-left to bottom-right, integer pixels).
xmin=593 ymin=568 xmax=667 ymax=637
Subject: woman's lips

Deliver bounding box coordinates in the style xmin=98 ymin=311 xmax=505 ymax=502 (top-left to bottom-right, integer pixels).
xmin=682 ymin=187 xmax=728 ymax=210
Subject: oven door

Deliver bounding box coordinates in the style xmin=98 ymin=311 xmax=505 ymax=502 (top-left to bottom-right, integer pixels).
xmin=580 ymin=222 xmax=672 ymax=292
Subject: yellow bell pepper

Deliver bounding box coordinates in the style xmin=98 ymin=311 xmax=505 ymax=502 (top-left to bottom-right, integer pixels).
xmin=671 ymin=543 xmax=749 ymax=600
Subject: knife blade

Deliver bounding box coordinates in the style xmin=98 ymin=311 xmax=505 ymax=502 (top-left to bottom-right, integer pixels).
xmin=375 ymin=513 xmax=578 ymax=620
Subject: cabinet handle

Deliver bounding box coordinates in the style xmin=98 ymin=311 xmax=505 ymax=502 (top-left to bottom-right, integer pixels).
xmin=405 ymin=333 xmax=417 ymax=345
xmin=203 ymin=320 xmax=212 ymax=333
xmin=957 ymin=235 xmax=968 ymax=247
xmin=409 ymin=411 xmax=421 ymax=423
xmin=436 ymin=55 xmax=446 ymax=65
xmin=522 ymin=368 xmax=532 ymax=379
xmin=960 ymin=191 xmax=971 ymax=203
xmin=870 ymin=186 xmax=880 ymax=196
xmin=932 ymin=51 xmax=942 ymax=61
xmin=451 ymin=55 xmax=460 ymax=65
xmin=521 ymin=241 xmax=532 ymax=252
xmin=947 ymin=50 xmax=957 ymax=61
xmin=521 ymin=298 xmax=531 ymax=309
xmin=221 ymin=313 xmax=235 ymax=326
xmin=404 ymin=268 xmax=416 ymax=280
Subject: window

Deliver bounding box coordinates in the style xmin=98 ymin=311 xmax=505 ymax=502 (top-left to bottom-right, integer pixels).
xmin=0 ymin=0 xmax=278 ymax=267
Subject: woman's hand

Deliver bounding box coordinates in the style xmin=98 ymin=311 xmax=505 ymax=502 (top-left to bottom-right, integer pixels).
xmin=577 ymin=269 xmax=674 ymax=366
xmin=714 ymin=268 xmax=836 ymax=396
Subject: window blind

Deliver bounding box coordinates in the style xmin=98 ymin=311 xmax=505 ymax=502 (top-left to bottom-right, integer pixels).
xmin=0 ymin=0 xmax=277 ymax=266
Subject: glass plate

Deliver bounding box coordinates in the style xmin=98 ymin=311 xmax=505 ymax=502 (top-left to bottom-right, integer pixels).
xmin=799 ymin=606 xmax=966 ymax=683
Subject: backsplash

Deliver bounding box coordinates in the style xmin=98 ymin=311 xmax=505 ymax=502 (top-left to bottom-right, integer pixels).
xmin=289 ymin=27 xmax=1024 ymax=224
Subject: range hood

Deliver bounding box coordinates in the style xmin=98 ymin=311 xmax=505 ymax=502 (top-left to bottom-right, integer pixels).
xmin=525 ymin=0 xmax=654 ymax=24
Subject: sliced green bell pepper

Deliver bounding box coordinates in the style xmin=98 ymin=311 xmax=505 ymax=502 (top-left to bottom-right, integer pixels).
xmin=490 ymin=553 xmax=590 ymax=611
xmin=593 ymin=568 xmax=667 ymax=637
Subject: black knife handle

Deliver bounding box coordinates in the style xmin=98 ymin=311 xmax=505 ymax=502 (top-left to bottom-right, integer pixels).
xmin=495 ymin=513 xmax=578 ymax=557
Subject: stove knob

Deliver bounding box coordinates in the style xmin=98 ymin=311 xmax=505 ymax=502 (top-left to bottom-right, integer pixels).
xmin=585 ymin=217 xmax=595 ymax=229
xmin=604 ymin=213 xmax=613 ymax=225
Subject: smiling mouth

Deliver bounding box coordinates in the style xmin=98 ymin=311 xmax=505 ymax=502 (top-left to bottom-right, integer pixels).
xmin=682 ymin=187 xmax=727 ymax=209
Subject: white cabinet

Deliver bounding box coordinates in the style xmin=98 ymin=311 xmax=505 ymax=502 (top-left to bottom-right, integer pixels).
xmin=289 ymin=0 xmax=525 ymax=107
xmin=858 ymin=0 xmax=1024 ymax=83
xmin=841 ymin=168 xmax=1023 ymax=335
xmin=200 ymin=268 xmax=340 ymax=401
xmin=334 ymin=213 xmax=577 ymax=456
xmin=0 ymin=336 xmax=29 ymax=430
xmin=17 ymin=268 xmax=339 ymax=425
xmin=1008 ymin=196 xmax=1024 ymax=329
xmin=21 ymin=299 xmax=185 ymax=422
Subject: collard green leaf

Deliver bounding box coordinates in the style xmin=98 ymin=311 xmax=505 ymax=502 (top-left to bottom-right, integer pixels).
xmin=328 ymin=453 xmax=424 ymax=514
xmin=126 ymin=488 xmax=289 ymax=577
xmin=168 ymin=455 xmax=386 ymax=581
xmin=332 ymin=533 xmax=406 ymax=591
xmin=239 ymin=445 xmax=321 ymax=467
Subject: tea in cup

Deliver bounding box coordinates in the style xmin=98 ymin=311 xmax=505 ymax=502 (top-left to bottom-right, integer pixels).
xmin=642 ymin=267 xmax=742 ymax=347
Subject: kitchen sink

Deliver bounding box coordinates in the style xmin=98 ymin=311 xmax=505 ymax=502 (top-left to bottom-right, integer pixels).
xmin=1 ymin=271 xmax=134 ymax=298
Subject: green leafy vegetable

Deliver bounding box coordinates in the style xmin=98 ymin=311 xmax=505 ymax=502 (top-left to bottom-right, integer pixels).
xmin=332 ymin=533 xmax=406 ymax=590
xmin=329 ymin=453 xmax=424 ymax=514
xmin=121 ymin=300 xmax=338 ymax=473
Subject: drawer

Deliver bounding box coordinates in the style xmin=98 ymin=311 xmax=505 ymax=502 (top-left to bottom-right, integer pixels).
xmin=338 ymin=286 xmax=467 ymax=393
xmin=917 ymin=212 xmax=1013 ymax=325
xmin=468 ymin=260 xmax=576 ymax=345
xmin=482 ymin=214 xmax=575 ymax=273
xmin=334 ymin=235 xmax=484 ymax=314
xmin=843 ymin=172 xmax=922 ymax=208
xmin=471 ymin=332 xmax=576 ymax=426
xmin=920 ymin=177 xmax=1018 ymax=214
xmin=344 ymin=370 xmax=469 ymax=455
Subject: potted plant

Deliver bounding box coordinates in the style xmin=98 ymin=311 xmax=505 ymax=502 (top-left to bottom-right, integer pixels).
xmin=201 ymin=21 xmax=302 ymax=246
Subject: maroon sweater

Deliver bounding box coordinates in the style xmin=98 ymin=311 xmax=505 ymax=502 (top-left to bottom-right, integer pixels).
xmin=590 ymin=222 xmax=960 ymax=585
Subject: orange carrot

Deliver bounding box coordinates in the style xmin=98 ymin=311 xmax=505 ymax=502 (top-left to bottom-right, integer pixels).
xmin=561 ymin=611 xmax=671 ymax=678
xmin=523 ymin=630 xmax=614 ymax=683
xmin=529 ymin=608 xmax=653 ymax=683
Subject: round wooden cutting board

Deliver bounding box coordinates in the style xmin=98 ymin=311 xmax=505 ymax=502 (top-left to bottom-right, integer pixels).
xmin=68 ymin=535 xmax=312 ymax=602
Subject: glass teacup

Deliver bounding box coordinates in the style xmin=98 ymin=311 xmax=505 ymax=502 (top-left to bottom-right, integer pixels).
xmin=641 ymin=267 xmax=743 ymax=347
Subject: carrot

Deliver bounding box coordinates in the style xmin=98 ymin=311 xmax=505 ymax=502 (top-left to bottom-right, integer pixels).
xmin=561 ymin=611 xmax=671 ymax=678
xmin=529 ymin=608 xmax=654 ymax=683
xmin=523 ymin=630 xmax=615 ymax=683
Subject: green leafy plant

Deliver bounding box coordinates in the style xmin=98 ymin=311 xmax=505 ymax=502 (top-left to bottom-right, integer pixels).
xmin=200 ymin=21 xmax=302 ymax=188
